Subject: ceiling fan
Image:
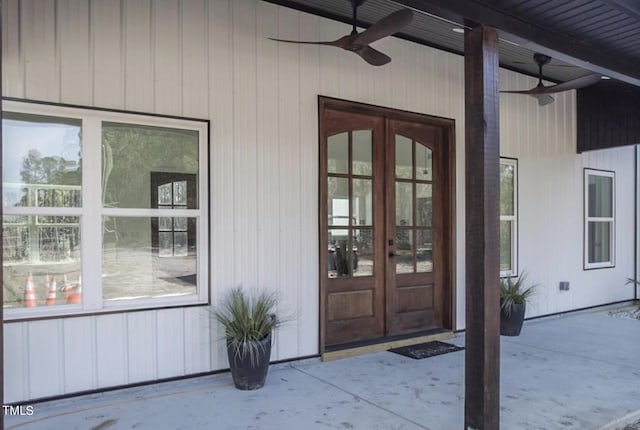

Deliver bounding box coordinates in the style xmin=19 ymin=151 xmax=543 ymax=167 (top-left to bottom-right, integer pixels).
xmin=269 ymin=0 xmax=413 ymax=66
xmin=500 ymin=53 xmax=602 ymax=106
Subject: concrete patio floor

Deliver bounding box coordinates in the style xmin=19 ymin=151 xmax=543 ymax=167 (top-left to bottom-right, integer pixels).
xmin=5 ymin=308 xmax=640 ymax=430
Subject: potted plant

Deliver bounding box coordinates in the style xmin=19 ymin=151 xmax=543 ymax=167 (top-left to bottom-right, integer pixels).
xmin=500 ymin=272 xmax=536 ymax=336
xmin=213 ymin=287 xmax=283 ymax=390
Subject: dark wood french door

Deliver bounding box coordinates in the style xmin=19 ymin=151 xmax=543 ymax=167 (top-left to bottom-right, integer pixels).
xmin=320 ymin=98 xmax=454 ymax=349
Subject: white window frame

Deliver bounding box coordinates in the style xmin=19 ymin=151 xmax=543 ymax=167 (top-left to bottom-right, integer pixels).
xmin=584 ymin=168 xmax=615 ymax=269
xmin=3 ymin=99 xmax=209 ymax=320
xmin=500 ymin=158 xmax=518 ymax=277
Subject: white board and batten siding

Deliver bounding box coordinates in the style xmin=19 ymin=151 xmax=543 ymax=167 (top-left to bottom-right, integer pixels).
xmin=3 ymin=0 xmax=636 ymax=402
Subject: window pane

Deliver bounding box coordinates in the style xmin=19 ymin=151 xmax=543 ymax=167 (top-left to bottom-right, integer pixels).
xmin=416 ymin=184 xmax=432 ymax=227
xmin=395 ymin=134 xmax=413 ymax=179
xmin=396 ymin=228 xmax=414 ymax=274
xmin=158 ymin=183 xmax=172 ymax=205
xmin=328 ymin=177 xmax=349 ymax=226
xmin=416 ymin=144 xmax=432 ymax=181
xmin=173 ymin=181 xmax=188 ymax=205
xmin=102 ymin=122 xmax=199 ymax=209
xmin=352 ymin=179 xmax=372 ymax=226
xmin=327 ymin=231 xmax=351 ymax=278
xmin=396 ymin=182 xmax=413 ymax=226
xmin=3 ymin=112 xmax=82 ymax=208
xmin=352 ymin=130 xmax=372 ymax=176
xmin=328 ymin=132 xmax=348 ymax=174
xmin=353 ymin=228 xmax=373 ymax=277
xmin=102 ymin=216 xmax=197 ymax=301
xmin=588 ymin=221 xmax=611 ymax=263
xmin=500 ymin=163 xmax=514 ymax=216
xmin=3 ymin=215 xmax=81 ymax=308
xmin=500 ymin=220 xmax=512 ymax=272
xmin=588 ymin=175 xmax=613 ymax=218
xmin=416 ymin=229 xmax=433 ymax=273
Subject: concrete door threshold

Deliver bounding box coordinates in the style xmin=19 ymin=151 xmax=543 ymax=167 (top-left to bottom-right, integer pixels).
xmin=321 ymin=330 xmax=454 ymax=361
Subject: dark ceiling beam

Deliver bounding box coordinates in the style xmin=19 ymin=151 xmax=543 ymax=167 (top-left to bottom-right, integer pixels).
xmin=599 ymin=0 xmax=640 ymax=20
xmin=392 ymin=0 xmax=640 ymax=87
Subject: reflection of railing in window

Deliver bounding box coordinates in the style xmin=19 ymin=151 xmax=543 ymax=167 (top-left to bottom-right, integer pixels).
xmin=3 ymin=183 xmax=81 ymax=264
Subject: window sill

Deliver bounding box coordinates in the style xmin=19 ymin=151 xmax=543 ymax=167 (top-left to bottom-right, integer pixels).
xmin=3 ymin=298 xmax=209 ymax=322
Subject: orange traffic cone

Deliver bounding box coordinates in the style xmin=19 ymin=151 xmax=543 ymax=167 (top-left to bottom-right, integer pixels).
xmin=23 ymin=273 xmax=37 ymax=307
xmin=45 ymin=275 xmax=57 ymax=306
xmin=66 ymin=274 xmax=82 ymax=304
xmin=63 ymin=274 xmax=71 ymax=301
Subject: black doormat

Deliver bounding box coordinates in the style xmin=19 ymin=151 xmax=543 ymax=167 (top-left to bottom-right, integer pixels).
xmin=389 ymin=341 xmax=464 ymax=360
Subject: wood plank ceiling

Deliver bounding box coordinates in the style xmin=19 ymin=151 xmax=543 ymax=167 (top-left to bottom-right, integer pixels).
xmin=264 ymin=0 xmax=640 ymax=87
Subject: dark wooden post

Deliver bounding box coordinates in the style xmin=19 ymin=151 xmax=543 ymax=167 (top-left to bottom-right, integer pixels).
xmin=1 ymin=0 xmax=4 ymax=427
xmin=464 ymin=25 xmax=501 ymax=430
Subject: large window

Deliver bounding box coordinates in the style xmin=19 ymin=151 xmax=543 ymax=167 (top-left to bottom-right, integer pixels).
xmin=500 ymin=158 xmax=518 ymax=276
xmin=584 ymin=169 xmax=615 ymax=269
xmin=2 ymin=100 xmax=209 ymax=319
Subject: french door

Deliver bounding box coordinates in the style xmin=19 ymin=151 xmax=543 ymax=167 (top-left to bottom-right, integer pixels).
xmin=320 ymin=98 xmax=454 ymax=349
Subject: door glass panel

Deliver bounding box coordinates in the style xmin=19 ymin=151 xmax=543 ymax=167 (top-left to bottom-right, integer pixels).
xmin=354 ymin=228 xmax=373 ymax=277
xmin=353 ymin=130 xmax=372 ymax=176
xmin=159 ymin=217 xmax=172 ymax=231
xmin=416 ymin=184 xmax=433 ymax=227
xmin=158 ymin=183 xmax=172 ymax=205
xmin=328 ymin=230 xmax=351 ymax=278
xmin=328 ymin=132 xmax=348 ymax=174
xmin=328 ymin=177 xmax=350 ymax=226
xmin=174 ymin=217 xmax=187 ymax=231
xmin=416 ymin=144 xmax=432 ymax=181
xmin=173 ymin=181 xmax=187 ymax=205
xmin=173 ymin=232 xmax=188 ymax=257
xmin=396 ymin=229 xmax=414 ymax=274
xmin=416 ymin=229 xmax=433 ymax=273
xmin=395 ymin=182 xmax=413 ymax=226
xmin=159 ymin=232 xmax=173 ymax=257
xmin=395 ymin=135 xmax=413 ymax=179
xmin=353 ymin=179 xmax=372 ymax=226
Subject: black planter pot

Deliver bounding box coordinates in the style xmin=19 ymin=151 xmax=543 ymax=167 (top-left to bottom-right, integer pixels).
xmin=500 ymin=302 xmax=526 ymax=336
xmin=226 ymin=332 xmax=272 ymax=390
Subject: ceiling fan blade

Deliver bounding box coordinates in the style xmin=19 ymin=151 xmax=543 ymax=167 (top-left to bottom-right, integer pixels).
xmin=536 ymin=74 xmax=602 ymax=94
xmin=269 ymin=34 xmax=351 ymax=49
xmin=500 ymin=90 xmax=555 ymax=105
xmin=355 ymin=46 xmax=391 ymax=66
xmin=352 ymin=9 xmax=413 ymax=46
xmin=500 ymin=89 xmax=539 ymax=95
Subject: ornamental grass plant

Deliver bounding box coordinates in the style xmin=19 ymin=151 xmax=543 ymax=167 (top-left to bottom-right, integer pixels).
xmin=499 ymin=272 xmax=537 ymax=317
xmin=213 ymin=287 xmax=284 ymax=367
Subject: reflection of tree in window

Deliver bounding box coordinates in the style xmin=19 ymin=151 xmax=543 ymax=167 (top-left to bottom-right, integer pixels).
xmin=15 ymin=130 xmax=81 ymax=263
xmin=101 ymin=123 xmax=198 ymax=209
xmin=499 ymin=161 xmax=516 ymax=274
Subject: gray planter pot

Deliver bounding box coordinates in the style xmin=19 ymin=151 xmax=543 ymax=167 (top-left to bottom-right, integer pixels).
xmin=500 ymin=302 xmax=526 ymax=336
xmin=226 ymin=332 xmax=272 ymax=390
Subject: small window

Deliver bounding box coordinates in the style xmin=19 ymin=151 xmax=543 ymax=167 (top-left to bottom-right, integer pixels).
xmin=500 ymin=158 xmax=518 ymax=276
xmin=584 ymin=169 xmax=615 ymax=269
xmin=3 ymin=100 xmax=209 ymax=319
